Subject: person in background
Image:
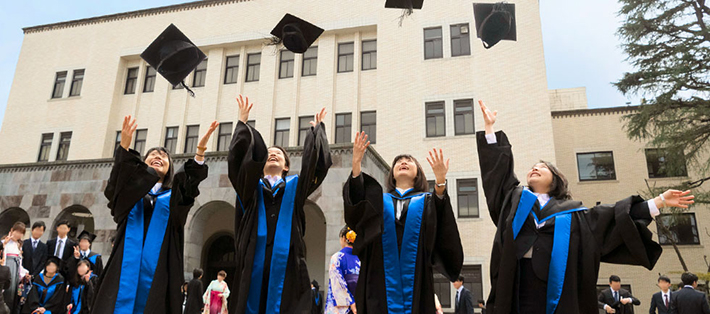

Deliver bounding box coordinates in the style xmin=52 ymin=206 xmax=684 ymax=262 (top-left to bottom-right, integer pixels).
xmin=669 ymin=272 xmax=710 ymax=314
xmin=66 ymin=259 xmax=98 ymax=314
xmin=0 ymin=242 xmax=12 ymax=314
xmin=311 ymin=281 xmax=323 ymax=314
xmin=46 ymin=220 xmax=77 ymax=279
xmin=184 ymin=268 xmax=203 ymax=314
xmin=325 ymin=227 xmax=360 ymax=314
xmin=21 ymin=222 xmax=47 ymax=278
xmin=453 ymin=276 xmax=474 ymax=314
xmin=2 ymin=222 xmax=27 ymax=313
xmin=203 ymin=270 xmax=230 ymax=314
xmin=649 ymin=275 xmax=672 ymax=314
xmin=477 ymin=300 xmax=486 ymax=314
xmin=21 ymin=256 xmax=66 ymax=314
xmin=434 ymin=295 xmax=443 ymax=314
xmin=598 ymin=275 xmax=640 ymax=314
xmin=73 ymin=231 xmax=103 ymax=278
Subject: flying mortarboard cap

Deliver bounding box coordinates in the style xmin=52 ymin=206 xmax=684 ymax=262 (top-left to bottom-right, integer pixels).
xmin=78 ymin=230 xmax=96 ymax=243
xmin=140 ymin=24 xmax=206 ymax=96
xmin=384 ymin=0 xmax=424 ymax=10
xmin=270 ymin=14 xmax=324 ymax=54
xmin=473 ymin=2 xmax=517 ymax=49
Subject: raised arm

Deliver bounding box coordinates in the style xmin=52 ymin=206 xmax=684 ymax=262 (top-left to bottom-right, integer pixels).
xmin=476 ymin=101 xmax=520 ymax=225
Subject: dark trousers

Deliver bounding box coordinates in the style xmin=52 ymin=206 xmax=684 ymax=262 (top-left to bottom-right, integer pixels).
xmin=518 ymin=258 xmax=547 ymax=314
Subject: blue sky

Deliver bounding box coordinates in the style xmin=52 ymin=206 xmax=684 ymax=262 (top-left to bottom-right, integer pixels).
xmin=0 ymin=0 xmax=639 ymax=128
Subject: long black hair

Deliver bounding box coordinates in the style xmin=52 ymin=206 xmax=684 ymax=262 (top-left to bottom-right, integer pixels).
xmin=532 ymin=160 xmax=571 ymax=200
xmin=72 ymin=259 xmax=93 ymax=286
xmin=144 ymin=147 xmax=174 ymax=189
xmin=385 ymin=154 xmax=429 ymax=193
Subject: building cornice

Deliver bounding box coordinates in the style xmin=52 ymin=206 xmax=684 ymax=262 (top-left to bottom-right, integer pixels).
xmin=551 ymin=105 xmax=639 ymax=118
xmin=22 ymin=0 xmax=250 ymax=34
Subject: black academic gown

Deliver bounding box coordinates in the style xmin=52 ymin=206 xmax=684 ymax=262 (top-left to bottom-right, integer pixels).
xmin=184 ymin=278 xmax=204 ymax=314
xmin=68 ymin=275 xmax=98 ymax=314
xmin=342 ymin=173 xmax=464 ymax=314
xmin=81 ymin=252 xmax=103 ymax=279
xmin=93 ymin=147 xmax=208 ymax=314
xmin=21 ymin=273 xmax=66 ymax=314
xmin=227 ymin=120 xmax=331 ymax=314
xmin=476 ymin=131 xmax=662 ymax=314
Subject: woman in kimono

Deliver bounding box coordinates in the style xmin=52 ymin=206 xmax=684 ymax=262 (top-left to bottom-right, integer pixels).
xmin=325 ymin=227 xmax=360 ymax=314
xmin=343 ymin=132 xmax=464 ymax=314
xmin=228 ymin=95 xmax=332 ymax=314
xmin=2 ymin=222 xmax=27 ymax=311
xmin=22 ymin=257 xmax=66 ymax=314
xmin=476 ymin=100 xmax=694 ymax=314
xmin=66 ymin=259 xmax=97 ymax=314
xmin=203 ymin=271 xmax=230 ymax=314
xmin=93 ymin=115 xmax=218 ymax=314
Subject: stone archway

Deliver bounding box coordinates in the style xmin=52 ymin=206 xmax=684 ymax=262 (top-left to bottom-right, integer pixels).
xmin=50 ymin=205 xmax=94 ymax=239
xmin=303 ymin=201 xmax=327 ymax=289
xmin=0 ymin=207 xmax=30 ymax=236
xmin=201 ymin=232 xmax=236 ymax=288
xmin=185 ymin=201 xmax=235 ymax=279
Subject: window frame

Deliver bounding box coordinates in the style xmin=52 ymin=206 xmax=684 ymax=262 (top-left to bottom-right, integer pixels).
xmin=424 ymin=27 xmax=444 ymax=60
xmin=576 ymin=151 xmax=617 ymax=181
xmin=338 ymin=42 xmax=355 ymax=73
xmin=246 ymin=53 xmax=261 ymax=82
xmin=361 ymin=40 xmax=377 ymax=71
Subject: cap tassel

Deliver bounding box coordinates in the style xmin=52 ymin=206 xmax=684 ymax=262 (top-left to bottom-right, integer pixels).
xmin=181 ymin=81 xmax=195 ymax=98
xmin=397 ymin=1 xmax=415 ymax=26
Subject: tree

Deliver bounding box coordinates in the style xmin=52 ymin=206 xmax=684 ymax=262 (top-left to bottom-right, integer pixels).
xmin=615 ymin=0 xmax=710 ymax=177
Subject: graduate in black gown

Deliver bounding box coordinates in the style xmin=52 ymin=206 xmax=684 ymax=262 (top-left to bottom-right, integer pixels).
xmin=93 ymin=115 xmax=218 ymax=314
xmin=70 ymin=231 xmax=103 ymax=279
xmin=227 ymin=95 xmax=332 ymax=314
xmin=475 ymin=100 xmax=695 ymax=314
xmin=22 ymin=257 xmax=66 ymax=314
xmin=343 ymin=132 xmax=464 ymax=314
xmin=184 ymin=268 xmax=204 ymax=314
xmin=66 ymin=259 xmax=97 ymax=314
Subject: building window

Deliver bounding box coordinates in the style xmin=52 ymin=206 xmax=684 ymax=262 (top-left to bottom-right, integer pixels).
xmin=134 ymin=129 xmax=148 ymax=155
xmin=302 ymin=47 xmax=318 ymax=76
xmin=125 ymin=67 xmax=139 ymax=94
xmin=52 ymin=71 xmax=67 ymax=99
xmin=298 ymin=116 xmax=312 ymax=146
xmin=576 ymin=152 xmax=616 ymax=181
xmin=457 ymin=179 xmax=479 ymax=218
xmin=645 ymin=148 xmax=688 ymax=178
xmin=217 ymin=122 xmax=233 ymax=151
xmin=143 ymin=66 xmax=156 ymax=92
xmin=68 ymin=69 xmax=84 ymax=97
xmin=338 ymin=42 xmax=355 ymax=73
xmin=279 ymin=50 xmax=295 ymax=79
xmin=114 ymin=131 xmax=122 ymax=152
xmin=55 ymin=132 xmax=72 ymax=161
xmin=450 ymin=24 xmax=471 ymax=57
xmin=657 ymin=213 xmax=700 ymax=245
xmin=224 ymin=55 xmax=239 ymax=84
xmin=426 ymin=102 xmax=446 ymax=137
xmin=164 ymin=127 xmax=179 ymax=153
xmin=433 ymin=271 xmax=452 ymax=308
xmin=460 ymin=265 xmax=484 ymax=310
xmin=37 ymin=133 xmax=54 ymax=162
xmin=424 ymin=27 xmax=443 ymax=59
xmin=246 ymin=53 xmax=261 ymax=82
xmin=360 ymin=111 xmax=377 ymax=144
xmin=335 ymin=113 xmax=352 ymax=144
xmin=247 ymin=120 xmax=256 ymax=128
xmin=274 ymin=118 xmax=290 ymax=147
xmin=454 ymin=99 xmax=475 ymax=135
xmin=193 ymin=59 xmax=207 ymax=87
xmin=184 ymin=125 xmax=200 ymax=154
xmin=362 ymin=40 xmax=377 ymax=70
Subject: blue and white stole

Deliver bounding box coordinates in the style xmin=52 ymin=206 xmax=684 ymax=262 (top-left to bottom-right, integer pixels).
xmin=34 ymin=273 xmax=64 ymax=314
xmin=87 ymin=253 xmax=100 ymax=266
xmin=381 ymin=189 xmax=430 ymax=314
xmin=71 ymin=273 xmax=98 ymax=313
xmin=511 ymin=188 xmax=586 ymax=314
xmin=245 ymin=175 xmax=299 ymax=314
xmin=115 ymin=189 xmax=172 ymax=314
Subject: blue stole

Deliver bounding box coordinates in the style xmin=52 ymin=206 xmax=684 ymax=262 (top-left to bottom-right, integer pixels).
xmin=115 ymin=189 xmax=172 ymax=314
xmin=71 ymin=274 xmax=96 ymax=313
xmin=245 ymin=175 xmax=299 ymax=314
xmin=511 ymin=189 xmax=586 ymax=314
xmin=34 ymin=273 xmax=63 ymax=314
xmin=88 ymin=254 xmax=100 ymax=265
xmin=381 ymin=189 xmax=429 ymax=314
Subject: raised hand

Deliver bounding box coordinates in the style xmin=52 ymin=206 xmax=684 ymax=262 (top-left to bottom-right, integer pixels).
xmin=196 ymin=121 xmax=219 ymax=161
xmin=426 ymin=148 xmax=450 ymax=196
xmin=478 ymin=100 xmax=497 ymax=134
xmin=237 ymin=95 xmax=253 ymax=123
xmin=84 ymin=270 xmax=92 ymax=282
xmin=352 ymin=131 xmax=370 ymax=177
xmin=310 ymin=108 xmax=327 ymax=127
xmin=73 ymin=245 xmax=80 ymax=259
xmin=657 ymin=190 xmax=694 ymax=209
xmin=120 ymin=115 xmax=137 ymax=150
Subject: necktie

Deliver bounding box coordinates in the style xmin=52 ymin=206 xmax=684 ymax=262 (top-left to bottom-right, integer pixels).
xmin=55 ymin=239 xmax=63 ymax=257
xmin=32 ymin=240 xmax=37 ymax=250
xmin=614 ymin=291 xmax=618 ymax=302
xmin=456 ymin=290 xmax=460 ymax=304
xmin=664 ymin=294 xmax=668 ymax=308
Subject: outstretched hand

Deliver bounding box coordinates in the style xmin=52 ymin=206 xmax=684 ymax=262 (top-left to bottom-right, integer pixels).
xmin=195 ymin=121 xmax=219 ymax=161
xmin=427 ymin=148 xmax=449 ymax=196
xmin=310 ymin=108 xmax=327 ymax=127
xmin=478 ymin=100 xmax=497 ymax=134
xmin=120 ymin=115 xmax=137 ymax=150
xmin=237 ymin=95 xmax=253 ymax=124
xmin=352 ymin=132 xmax=370 ymax=177
xmin=658 ymin=190 xmax=694 ymax=209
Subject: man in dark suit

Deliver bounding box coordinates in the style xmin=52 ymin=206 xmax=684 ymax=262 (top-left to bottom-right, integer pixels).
xmin=45 ymin=220 xmax=77 ymax=278
xmin=669 ymin=272 xmax=710 ymax=314
xmin=21 ymin=221 xmax=47 ymax=277
xmin=650 ymin=275 xmax=673 ymax=314
xmin=598 ymin=275 xmax=640 ymax=314
xmin=453 ymin=275 xmax=474 ymax=314
xmin=183 ymin=268 xmax=204 ymax=314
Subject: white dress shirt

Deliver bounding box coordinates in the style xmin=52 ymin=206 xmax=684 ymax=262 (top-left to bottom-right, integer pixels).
xmin=456 ymin=285 xmax=464 ymax=304
xmin=55 ymin=236 xmax=67 ymax=257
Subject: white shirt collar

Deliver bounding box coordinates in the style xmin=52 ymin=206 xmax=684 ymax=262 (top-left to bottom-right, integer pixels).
xmin=684 ymin=285 xmax=695 ymax=289
xmin=151 ymin=183 xmax=163 ymax=194
xmin=32 ymin=237 xmax=40 ymax=242
xmin=82 ymin=249 xmax=91 ymax=256
xmin=57 ymin=235 xmax=67 ymax=242
xmin=456 ymin=286 xmax=464 ymax=294
xmin=264 ymin=175 xmax=282 ymax=188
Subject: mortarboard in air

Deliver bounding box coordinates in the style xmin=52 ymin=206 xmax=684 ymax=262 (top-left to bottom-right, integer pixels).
xmin=473 ymin=2 xmax=517 ymax=49
xmin=140 ymin=24 xmax=206 ymax=97
xmin=385 ymin=0 xmax=424 ymax=25
xmin=270 ymin=14 xmax=324 ymax=54
xmin=78 ymin=230 xmax=97 ymax=243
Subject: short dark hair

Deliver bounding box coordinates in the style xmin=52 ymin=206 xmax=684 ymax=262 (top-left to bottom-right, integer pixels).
xmin=609 ymin=275 xmax=621 ymax=283
xmin=385 ymin=154 xmax=429 ymax=193
xmin=144 ymin=147 xmax=174 ymax=189
xmin=32 ymin=221 xmax=46 ymax=231
xmin=658 ymin=276 xmax=671 ymax=284
xmin=455 ymin=275 xmax=465 ymax=283
xmin=218 ymin=270 xmax=227 ymax=278
xmin=72 ymin=259 xmax=92 ymax=286
xmin=193 ymin=268 xmax=203 ymax=279
xmin=477 ymin=300 xmax=485 ymax=305
xmin=267 ymin=146 xmax=290 ymax=178
xmin=681 ymin=272 xmax=698 ymax=286
xmin=56 ymin=220 xmax=70 ymax=229
xmin=530 ymin=161 xmax=571 ymax=200
xmin=11 ymin=222 xmax=26 ymax=235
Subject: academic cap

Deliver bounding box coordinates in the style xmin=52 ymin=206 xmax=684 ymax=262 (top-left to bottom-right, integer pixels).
xmin=473 ymin=2 xmax=517 ymax=49
xmin=270 ymin=14 xmax=324 ymax=54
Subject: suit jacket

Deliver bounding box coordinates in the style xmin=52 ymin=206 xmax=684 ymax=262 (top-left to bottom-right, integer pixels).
xmin=649 ymin=291 xmax=671 ymax=314
xmin=21 ymin=239 xmax=47 ymax=276
xmin=669 ymin=286 xmax=710 ymax=314
xmin=598 ymin=288 xmax=640 ymax=314
xmin=46 ymin=237 xmax=77 ymax=277
xmin=455 ymin=287 xmax=475 ymax=314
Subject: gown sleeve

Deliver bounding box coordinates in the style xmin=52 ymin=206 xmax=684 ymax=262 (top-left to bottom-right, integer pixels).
xmin=294 ymin=122 xmax=332 ymax=234
xmin=476 ymin=131 xmax=521 ymax=226
xmin=328 ymin=253 xmax=354 ymax=307
xmin=343 ymin=173 xmax=384 ymax=255
xmin=429 ymin=191 xmax=464 ymax=281
xmin=104 ymin=147 xmax=160 ymax=224
xmin=170 ymin=158 xmax=209 ymax=226
xmin=228 ymin=121 xmax=268 ymax=212
xmin=221 ymin=281 xmax=231 ymax=299
xmin=21 ymin=282 xmax=40 ymax=314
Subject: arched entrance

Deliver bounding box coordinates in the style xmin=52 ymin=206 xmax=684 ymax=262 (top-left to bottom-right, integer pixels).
xmin=0 ymin=207 xmax=30 ymax=235
xmin=185 ymin=201 xmax=235 ymax=281
xmin=50 ymin=205 xmax=94 ymax=239
xmin=202 ymin=233 xmax=236 ymax=288
xmin=303 ymin=201 xmax=327 ymax=289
